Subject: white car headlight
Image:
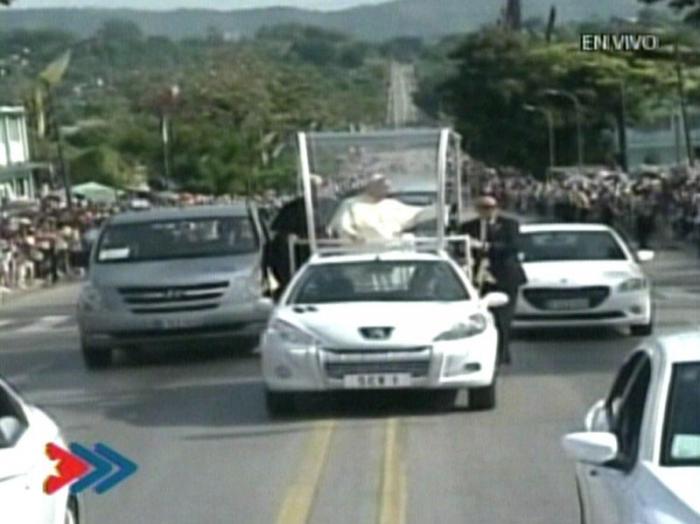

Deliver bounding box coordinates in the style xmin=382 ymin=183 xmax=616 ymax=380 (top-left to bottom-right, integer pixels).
xmin=268 ymin=318 xmax=317 ymax=347
xmin=79 ymin=284 xmax=105 ymax=312
xmin=434 ymin=314 xmax=487 ymax=341
xmin=618 ymin=277 xmax=647 ymax=292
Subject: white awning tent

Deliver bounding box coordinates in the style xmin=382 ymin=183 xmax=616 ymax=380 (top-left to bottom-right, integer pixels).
xmin=71 ymin=182 xmax=123 ymax=204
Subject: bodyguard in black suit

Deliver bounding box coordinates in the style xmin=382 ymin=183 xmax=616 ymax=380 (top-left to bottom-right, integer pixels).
xmin=460 ymin=196 xmax=527 ymax=365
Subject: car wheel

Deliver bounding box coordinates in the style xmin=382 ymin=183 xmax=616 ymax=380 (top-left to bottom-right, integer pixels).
xmin=82 ymin=343 xmax=112 ymax=369
xmin=630 ymin=321 xmax=653 ymax=337
xmin=65 ymin=496 xmax=79 ymax=524
xmin=470 ymin=383 xmax=496 ymax=411
xmin=265 ymin=390 xmax=295 ymax=417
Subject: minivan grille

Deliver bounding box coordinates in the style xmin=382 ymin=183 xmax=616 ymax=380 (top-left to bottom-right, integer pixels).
xmin=523 ymin=286 xmax=610 ymax=310
xmin=118 ymin=281 xmax=229 ymax=314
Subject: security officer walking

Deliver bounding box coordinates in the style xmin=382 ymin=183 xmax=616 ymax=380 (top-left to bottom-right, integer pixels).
xmin=460 ymin=195 xmax=527 ymax=365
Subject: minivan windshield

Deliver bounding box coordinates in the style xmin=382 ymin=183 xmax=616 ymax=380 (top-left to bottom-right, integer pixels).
xmin=96 ymin=216 xmax=257 ymax=263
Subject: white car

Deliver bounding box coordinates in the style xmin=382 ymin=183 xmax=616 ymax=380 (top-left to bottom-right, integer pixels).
xmin=261 ymin=250 xmax=508 ymax=414
xmin=563 ymin=330 xmax=700 ymax=524
xmin=514 ymin=224 xmax=654 ymax=335
xmin=0 ymin=377 xmax=81 ymax=524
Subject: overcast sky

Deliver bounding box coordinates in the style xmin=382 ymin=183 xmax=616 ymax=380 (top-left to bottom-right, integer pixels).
xmin=14 ymin=0 xmax=390 ymax=10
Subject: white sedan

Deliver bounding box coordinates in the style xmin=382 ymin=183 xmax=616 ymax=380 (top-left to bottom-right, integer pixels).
xmin=261 ymin=250 xmax=508 ymax=414
xmin=514 ymin=224 xmax=654 ymax=335
xmin=563 ymin=330 xmax=700 ymax=524
xmin=0 ymin=377 xmax=81 ymax=524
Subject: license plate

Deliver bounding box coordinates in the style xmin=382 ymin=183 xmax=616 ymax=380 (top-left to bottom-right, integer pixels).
xmin=158 ymin=318 xmax=201 ymax=330
xmin=343 ymin=374 xmax=412 ymax=389
xmin=546 ymin=298 xmax=589 ymax=310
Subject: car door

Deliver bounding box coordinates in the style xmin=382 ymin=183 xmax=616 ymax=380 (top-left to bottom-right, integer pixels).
xmin=581 ymin=352 xmax=652 ymax=524
xmin=0 ymin=383 xmax=57 ymax=524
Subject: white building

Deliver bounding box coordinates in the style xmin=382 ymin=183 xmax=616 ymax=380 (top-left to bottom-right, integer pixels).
xmin=0 ymin=105 xmax=36 ymax=201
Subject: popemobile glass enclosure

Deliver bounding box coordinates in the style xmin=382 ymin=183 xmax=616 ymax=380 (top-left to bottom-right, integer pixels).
xmin=296 ymin=128 xmax=464 ymax=255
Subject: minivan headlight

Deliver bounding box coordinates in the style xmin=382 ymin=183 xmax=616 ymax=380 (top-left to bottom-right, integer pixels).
xmin=618 ymin=278 xmax=647 ymax=292
xmin=79 ymin=284 xmax=105 ymax=312
xmin=268 ymin=319 xmax=317 ymax=347
xmin=434 ymin=314 xmax=487 ymax=341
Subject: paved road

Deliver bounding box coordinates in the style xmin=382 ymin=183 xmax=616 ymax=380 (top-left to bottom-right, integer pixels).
xmin=387 ymin=62 xmax=419 ymax=127
xmin=1 ymin=244 xmax=699 ymax=523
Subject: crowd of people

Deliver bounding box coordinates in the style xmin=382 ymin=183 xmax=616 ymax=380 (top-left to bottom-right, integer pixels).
xmin=0 ymin=190 xmax=248 ymax=297
xmin=476 ymin=165 xmax=700 ymax=255
xmin=0 ymin=197 xmax=112 ymax=294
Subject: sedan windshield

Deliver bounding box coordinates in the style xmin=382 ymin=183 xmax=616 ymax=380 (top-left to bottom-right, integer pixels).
xmin=662 ymin=363 xmax=700 ymax=467
xmin=290 ymin=260 xmax=470 ymax=304
xmin=520 ymin=231 xmax=627 ymax=262
xmin=97 ymin=216 xmax=257 ymax=263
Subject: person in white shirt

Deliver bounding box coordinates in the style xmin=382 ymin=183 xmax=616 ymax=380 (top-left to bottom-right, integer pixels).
xmin=328 ymin=173 xmax=436 ymax=243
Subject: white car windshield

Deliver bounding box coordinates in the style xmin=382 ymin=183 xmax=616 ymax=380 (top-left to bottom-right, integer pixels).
xmin=290 ymin=260 xmax=470 ymax=304
xmin=662 ymin=363 xmax=700 ymax=467
xmin=96 ymin=216 xmax=258 ymax=263
xmin=520 ymin=231 xmax=627 ymax=262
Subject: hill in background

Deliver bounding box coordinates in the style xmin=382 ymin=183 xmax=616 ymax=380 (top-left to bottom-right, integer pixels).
xmin=1 ymin=0 xmax=646 ymax=41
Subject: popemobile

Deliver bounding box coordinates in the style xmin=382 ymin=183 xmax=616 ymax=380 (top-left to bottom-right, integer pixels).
xmin=260 ymin=127 xmax=509 ymax=414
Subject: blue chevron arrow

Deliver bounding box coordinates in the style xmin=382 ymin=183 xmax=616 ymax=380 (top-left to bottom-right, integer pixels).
xmin=69 ymin=443 xmax=113 ymax=495
xmin=92 ymin=443 xmax=138 ymax=495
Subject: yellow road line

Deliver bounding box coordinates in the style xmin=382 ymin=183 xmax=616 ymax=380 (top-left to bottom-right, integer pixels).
xmin=378 ymin=418 xmax=407 ymax=524
xmin=276 ymin=421 xmax=336 ymax=524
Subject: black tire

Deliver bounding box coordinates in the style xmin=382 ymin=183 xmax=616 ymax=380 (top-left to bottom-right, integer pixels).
xmin=630 ymin=321 xmax=653 ymax=337
xmin=265 ymin=390 xmax=295 ymax=417
xmin=470 ymin=383 xmax=496 ymax=411
xmin=81 ymin=343 xmax=112 ymax=369
xmin=65 ymin=496 xmax=79 ymax=524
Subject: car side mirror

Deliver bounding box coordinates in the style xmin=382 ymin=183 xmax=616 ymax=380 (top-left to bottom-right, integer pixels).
xmin=483 ymin=292 xmax=509 ymax=309
xmin=584 ymin=399 xmax=609 ymax=432
xmin=637 ymin=250 xmax=655 ymax=263
xmin=562 ymin=432 xmax=619 ymax=465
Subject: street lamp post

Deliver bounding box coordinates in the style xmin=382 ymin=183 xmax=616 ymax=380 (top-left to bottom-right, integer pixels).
xmin=523 ymin=104 xmax=556 ymax=176
xmin=616 ymin=80 xmax=629 ymax=172
xmin=544 ymin=89 xmax=584 ymax=173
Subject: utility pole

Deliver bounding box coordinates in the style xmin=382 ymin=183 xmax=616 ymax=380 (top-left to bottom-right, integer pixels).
xmin=46 ymin=88 xmax=72 ymax=209
xmin=617 ymin=80 xmax=629 ymax=172
xmin=523 ymin=104 xmax=556 ymax=178
xmin=675 ymin=41 xmax=695 ymax=166
xmin=544 ymin=89 xmax=584 ymax=173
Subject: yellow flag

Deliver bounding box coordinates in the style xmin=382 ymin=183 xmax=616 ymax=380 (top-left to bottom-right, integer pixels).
xmin=39 ymin=50 xmax=72 ymax=87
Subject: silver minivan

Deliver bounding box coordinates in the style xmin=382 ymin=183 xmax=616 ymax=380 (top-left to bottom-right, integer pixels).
xmin=77 ymin=204 xmax=274 ymax=368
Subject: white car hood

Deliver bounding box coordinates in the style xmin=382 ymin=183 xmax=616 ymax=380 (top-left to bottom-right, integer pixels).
xmin=637 ymin=462 xmax=700 ymax=522
xmin=278 ymin=301 xmax=483 ymax=347
xmin=523 ymin=261 xmax=641 ymax=286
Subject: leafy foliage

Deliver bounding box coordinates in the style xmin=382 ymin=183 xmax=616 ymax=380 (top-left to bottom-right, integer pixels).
xmin=0 ymin=22 xmax=387 ymax=193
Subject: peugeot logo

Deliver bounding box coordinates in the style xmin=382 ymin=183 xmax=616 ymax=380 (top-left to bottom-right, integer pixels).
xmin=360 ymin=327 xmax=394 ymax=340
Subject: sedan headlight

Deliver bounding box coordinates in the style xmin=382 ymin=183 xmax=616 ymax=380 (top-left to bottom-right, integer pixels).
xmin=618 ymin=277 xmax=647 ymax=292
xmin=268 ymin=319 xmax=317 ymax=346
xmin=79 ymin=284 xmax=105 ymax=312
xmin=434 ymin=314 xmax=488 ymax=341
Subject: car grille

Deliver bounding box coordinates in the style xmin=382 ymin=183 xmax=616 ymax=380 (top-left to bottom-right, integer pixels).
xmin=324 ymin=361 xmax=431 ymax=379
xmin=117 ymin=281 xmax=229 ymax=314
xmin=523 ymin=286 xmax=610 ymax=310
xmin=321 ymin=347 xmax=432 ymax=379
xmin=515 ymin=312 xmax=625 ymax=321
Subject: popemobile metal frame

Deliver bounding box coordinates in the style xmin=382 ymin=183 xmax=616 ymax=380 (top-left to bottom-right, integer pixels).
xmin=292 ymin=127 xmax=472 ymax=274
